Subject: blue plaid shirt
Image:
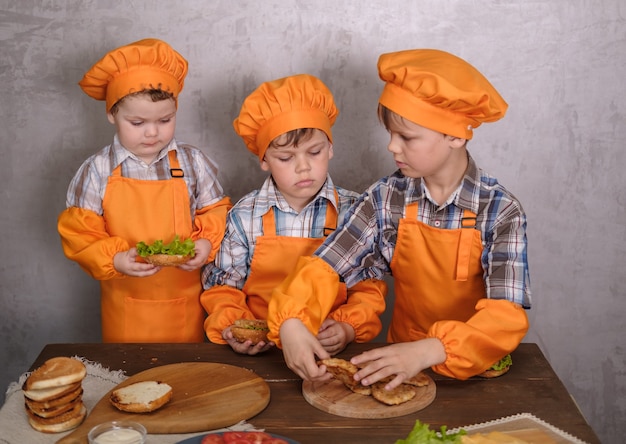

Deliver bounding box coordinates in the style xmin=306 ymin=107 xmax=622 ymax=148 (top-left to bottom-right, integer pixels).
xmin=315 ymin=154 xmax=532 ymax=308
xmin=65 ymin=136 xmax=226 ymax=219
xmin=203 ymin=175 xmax=360 ymax=290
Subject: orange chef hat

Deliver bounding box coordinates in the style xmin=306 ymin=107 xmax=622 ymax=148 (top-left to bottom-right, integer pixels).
xmin=377 ymin=49 xmax=507 ymax=140
xmin=233 ymin=74 xmax=338 ymax=160
xmin=79 ymin=38 xmax=188 ymax=111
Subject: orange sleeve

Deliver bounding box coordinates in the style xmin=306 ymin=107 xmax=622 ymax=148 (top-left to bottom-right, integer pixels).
xmin=192 ymin=196 xmax=232 ymax=263
xmin=57 ymin=207 xmax=129 ymax=280
xmin=328 ymin=278 xmax=387 ymax=343
xmin=200 ymin=284 xmax=254 ymax=344
xmin=428 ymin=298 xmax=529 ymax=379
xmin=267 ymin=256 xmax=340 ymax=348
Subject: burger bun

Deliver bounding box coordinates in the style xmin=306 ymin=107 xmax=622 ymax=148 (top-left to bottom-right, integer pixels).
xmin=230 ymin=319 xmax=270 ymax=345
xmin=477 ymin=354 xmax=513 ymax=378
xmin=144 ymin=254 xmax=190 ymax=266
xmin=26 ymin=404 xmax=87 ymax=433
xmin=110 ymin=380 xmax=173 ymax=413
xmin=477 ymin=366 xmax=510 ymax=378
xmin=24 ymin=357 xmax=86 ymax=390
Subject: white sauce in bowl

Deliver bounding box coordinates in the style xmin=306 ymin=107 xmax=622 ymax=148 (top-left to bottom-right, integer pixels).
xmin=92 ymin=428 xmax=144 ymax=444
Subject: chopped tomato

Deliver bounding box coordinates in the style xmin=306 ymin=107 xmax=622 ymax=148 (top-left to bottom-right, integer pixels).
xmin=221 ymin=432 xmax=248 ymax=442
xmin=242 ymin=432 xmax=273 ymax=442
xmin=202 ymin=431 xmax=289 ymax=444
xmin=200 ymin=435 xmax=225 ymax=444
xmin=222 ymin=431 xmax=269 ymax=443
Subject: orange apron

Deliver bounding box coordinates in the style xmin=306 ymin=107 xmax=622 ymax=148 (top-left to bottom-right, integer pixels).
xmin=100 ymin=150 xmax=204 ymax=343
xmin=388 ymin=201 xmax=485 ymax=342
xmin=242 ymin=191 xmax=347 ymax=320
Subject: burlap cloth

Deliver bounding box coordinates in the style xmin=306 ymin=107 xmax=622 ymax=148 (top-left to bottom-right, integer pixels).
xmin=0 ymin=357 xmax=258 ymax=444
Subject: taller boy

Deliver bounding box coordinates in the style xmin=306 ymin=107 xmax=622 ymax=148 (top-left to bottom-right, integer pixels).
xmin=270 ymin=49 xmax=531 ymax=384
xmin=58 ymin=39 xmax=231 ymax=342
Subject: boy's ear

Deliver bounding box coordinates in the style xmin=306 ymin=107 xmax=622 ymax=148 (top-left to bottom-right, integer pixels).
xmin=260 ymin=158 xmax=270 ymax=172
xmin=447 ymin=135 xmax=467 ymax=149
xmin=106 ymin=112 xmax=115 ymax=125
xmin=328 ymin=143 xmax=334 ymax=160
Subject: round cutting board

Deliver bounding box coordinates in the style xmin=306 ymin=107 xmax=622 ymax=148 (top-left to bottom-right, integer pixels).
xmin=302 ymin=375 xmax=435 ymax=419
xmin=56 ymin=362 xmax=270 ymax=444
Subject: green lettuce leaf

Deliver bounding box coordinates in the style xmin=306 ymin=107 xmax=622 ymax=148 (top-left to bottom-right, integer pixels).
xmin=136 ymin=235 xmax=196 ymax=257
xmin=490 ymin=354 xmax=513 ymax=371
xmin=395 ymin=420 xmax=466 ymax=444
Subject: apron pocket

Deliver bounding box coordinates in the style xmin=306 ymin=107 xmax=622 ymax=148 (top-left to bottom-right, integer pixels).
xmin=124 ymin=296 xmax=188 ymax=342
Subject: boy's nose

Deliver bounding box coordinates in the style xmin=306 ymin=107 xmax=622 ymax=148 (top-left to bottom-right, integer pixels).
xmin=387 ymin=137 xmax=401 ymax=154
xmin=295 ymin=157 xmax=311 ymax=172
xmin=144 ymin=124 xmax=158 ymax=137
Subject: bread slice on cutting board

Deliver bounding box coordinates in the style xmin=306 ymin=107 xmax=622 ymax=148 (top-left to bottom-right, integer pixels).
xmin=110 ymin=380 xmax=173 ymax=413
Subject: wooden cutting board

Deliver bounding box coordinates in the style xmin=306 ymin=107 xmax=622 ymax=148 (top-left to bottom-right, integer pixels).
xmin=302 ymin=374 xmax=435 ymax=419
xmin=56 ymin=362 xmax=270 ymax=444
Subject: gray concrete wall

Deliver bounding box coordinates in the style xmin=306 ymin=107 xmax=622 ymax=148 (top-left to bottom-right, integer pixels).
xmin=1 ymin=1 xmax=624 ymax=442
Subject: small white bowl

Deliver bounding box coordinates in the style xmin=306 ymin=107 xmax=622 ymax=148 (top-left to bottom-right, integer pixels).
xmin=88 ymin=420 xmax=147 ymax=444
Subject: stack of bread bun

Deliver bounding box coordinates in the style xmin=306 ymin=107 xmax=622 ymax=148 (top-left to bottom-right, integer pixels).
xmin=22 ymin=357 xmax=87 ymax=433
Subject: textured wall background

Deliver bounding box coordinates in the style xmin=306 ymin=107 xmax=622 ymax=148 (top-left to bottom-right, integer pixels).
xmin=1 ymin=1 xmax=624 ymax=442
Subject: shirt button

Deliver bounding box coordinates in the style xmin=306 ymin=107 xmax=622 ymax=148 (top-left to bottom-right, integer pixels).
xmin=434 ymin=220 xmax=441 ymax=227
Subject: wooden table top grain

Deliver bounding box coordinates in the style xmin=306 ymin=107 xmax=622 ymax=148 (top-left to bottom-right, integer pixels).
xmin=29 ymin=342 xmax=599 ymax=444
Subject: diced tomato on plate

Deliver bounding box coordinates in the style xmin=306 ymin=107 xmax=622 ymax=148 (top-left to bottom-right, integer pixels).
xmin=200 ymin=431 xmax=290 ymax=444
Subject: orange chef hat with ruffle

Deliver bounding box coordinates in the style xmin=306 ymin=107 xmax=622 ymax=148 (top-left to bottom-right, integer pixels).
xmin=377 ymin=49 xmax=507 ymax=140
xmin=233 ymin=74 xmax=339 ymax=160
xmin=79 ymin=38 xmax=188 ymax=111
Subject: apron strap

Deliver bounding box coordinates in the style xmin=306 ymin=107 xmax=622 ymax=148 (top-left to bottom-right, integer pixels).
xmin=109 ymin=150 xmax=183 ymax=177
xmin=456 ymin=208 xmax=477 ymax=281
xmin=322 ymin=188 xmax=339 ymax=237
xmin=262 ymin=207 xmax=277 ymax=234
xmin=262 ymin=188 xmax=340 ymax=237
xmin=168 ymin=150 xmax=183 ymax=177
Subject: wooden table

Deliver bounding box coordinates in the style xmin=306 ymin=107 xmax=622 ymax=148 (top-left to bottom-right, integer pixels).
xmin=29 ymin=342 xmax=599 ymax=444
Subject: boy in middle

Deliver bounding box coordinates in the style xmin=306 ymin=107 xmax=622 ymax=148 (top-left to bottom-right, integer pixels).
xmin=201 ymin=74 xmax=387 ymax=355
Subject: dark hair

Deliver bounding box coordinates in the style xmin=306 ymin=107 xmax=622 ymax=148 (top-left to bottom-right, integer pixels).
xmin=109 ymin=88 xmax=175 ymax=115
xmin=377 ymin=104 xmax=401 ymax=131
xmin=269 ymin=128 xmax=319 ymax=149
xmin=377 ymin=104 xmax=451 ymax=140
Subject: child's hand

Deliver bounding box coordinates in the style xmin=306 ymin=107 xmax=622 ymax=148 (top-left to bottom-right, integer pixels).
xmin=178 ymin=239 xmax=211 ymax=271
xmin=222 ymin=326 xmax=275 ymax=355
xmin=114 ymin=248 xmax=161 ymax=277
xmin=317 ymin=319 xmax=355 ymax=356
xmin=280 ymin=319 xmax=333 ymax=382
xmin=351 ymin=338 xmax=446 ymax=390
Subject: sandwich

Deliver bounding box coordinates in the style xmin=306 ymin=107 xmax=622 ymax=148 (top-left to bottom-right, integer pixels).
xmin=477 ymin=354 xmax=513 ymax=378
xmin=136 ymin=235 xmax=195 ymax=266
xmin=230 ymin=319 xmax=270 ymax=344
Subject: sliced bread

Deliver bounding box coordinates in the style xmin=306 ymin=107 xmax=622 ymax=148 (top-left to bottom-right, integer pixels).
xmin=110 ymin=380 xmax=173 ymax=413
xmin=26 ymin=402 xmax=86 ymax=433
xmin=25 ymin=357 xmax=86 ymax=390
